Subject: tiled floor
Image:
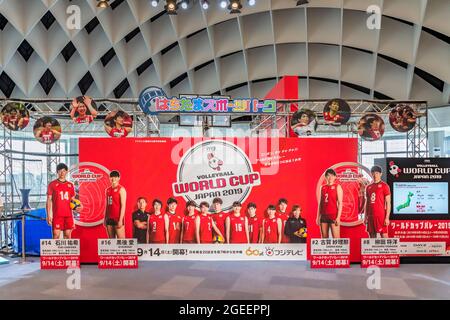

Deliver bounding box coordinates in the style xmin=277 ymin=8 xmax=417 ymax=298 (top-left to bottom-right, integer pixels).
xmin=0 ymin=258 xmax=449 ymax=300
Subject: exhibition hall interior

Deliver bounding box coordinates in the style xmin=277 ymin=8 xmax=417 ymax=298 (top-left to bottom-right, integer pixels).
xmin=0 ymin=0 xmax=449 ymax=303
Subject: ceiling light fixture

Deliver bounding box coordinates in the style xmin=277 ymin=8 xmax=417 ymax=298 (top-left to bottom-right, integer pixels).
xmin=151 ymin=0 xmax=159 ymax=7
xmin=228 ymin=0 xmax=242 ymax=14
xmin=201 ymin=0 xmax=210 ymax=10
xmin=165 ymin=0 xmax=178 ymax=14
xmin=97 ymin=0 xmax=110 ymax=8
xmin=180 ymin=0 xmax=189 ymax=9
xmin=220 ymin=0 xmax=228 ymax=9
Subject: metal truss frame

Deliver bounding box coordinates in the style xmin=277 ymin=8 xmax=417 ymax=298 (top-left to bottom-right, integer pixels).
xmin=0 ymin=98 xmax=160 ymax=137
xmin=0 ymin=128 xmax=15 ymax=252
xmin=250 ymin=99 xmax=428 ymax=158
xmin=0 ymin=98 xmax=428 ymax=253
xmin=46 ymin=141 xmax=61 ymax=184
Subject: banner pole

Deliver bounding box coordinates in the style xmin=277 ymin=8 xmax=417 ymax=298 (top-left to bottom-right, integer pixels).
xmin=21 ymin=213 xmax=25 ymax=262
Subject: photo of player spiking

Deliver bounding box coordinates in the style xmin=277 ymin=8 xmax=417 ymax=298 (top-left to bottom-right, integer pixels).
xmin=357 ymin=114 xmax=385 ymax=141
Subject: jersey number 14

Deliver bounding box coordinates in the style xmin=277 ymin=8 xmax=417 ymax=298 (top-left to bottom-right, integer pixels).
xmin=59 ymin=191 xmax=69 ymax=201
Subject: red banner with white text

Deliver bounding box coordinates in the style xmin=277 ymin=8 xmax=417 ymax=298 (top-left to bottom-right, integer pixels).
xmin=75 ymin=137 xmax=358 ymax=263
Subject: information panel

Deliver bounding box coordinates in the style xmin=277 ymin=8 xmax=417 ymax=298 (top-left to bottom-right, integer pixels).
xmin=387 ymin=158 xmax=450 ymax=257
xmin=40 ymin=239 xmax=80 ymax=269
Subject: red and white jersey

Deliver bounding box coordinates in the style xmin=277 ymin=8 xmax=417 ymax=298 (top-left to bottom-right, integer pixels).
xmin=366 ymin=181 xmax=391 ymax=217
xmin=47 ymin=180 xmax=75 ymax=217
xmin=21 ymin=117 xmax=29 ymax=128
xmin=263 ymin=217 xmax=279 ymax=243
xmin=40 ymin=129 xmax=54 ymax=143
xmin=367 ymin=129 xmax=381 ymax=140
xmin=8 ymin=115 xmax=19 ymax=126
xmin=166 ymin=211 xmax=182 ymax=244
xmin=228 ymin=215 xmax=247 ymax=244
xmin=199 ymin=214 xmax=213 ymax=243
xmin=248 ymin=216 xmax=262 ymax=243
xmin=75 ymin=115 xmax=94 ymax=124
xmin=148 ymin=213 xmax=166 ymax=243
xmin=324 ymin=112 xmax=343 ymax=123
xmin=277 ymin=212 xmax=289 ymax=243
xmin=110 ymin=127 xmax=128 ymax=138
xmin=182 ymin=214 xmax=197 ymax=242
xmin=320 ymin=184 xmax=339 ymax=219
xmin=212 ymin=212 xmax=228 ymax=237
xmin=105 ymin=184 xmax=123 ymax=221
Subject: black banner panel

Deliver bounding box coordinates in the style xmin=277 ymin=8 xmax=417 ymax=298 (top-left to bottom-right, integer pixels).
xmin=386 ymin=158 xmax=450 ymax=257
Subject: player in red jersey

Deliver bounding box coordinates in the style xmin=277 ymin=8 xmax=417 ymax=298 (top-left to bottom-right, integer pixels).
xmin=70 ymin=96 xmax=97 ymax=124
xmin=6 ymin=109 xmax=19 ymax=129
xmin=36 ymin=119 xmax=61 ymax=144
xmin=166 ymin=197 xmax=182 ymax=243
xmin=46 ymin=163 xmax=82 ymax=239
xmin=109 ymin=127 xmax=128 ymax=138
xmin=104 ymin=170 xmax=127 ymax=239
xmin=195 ymin=202 xmax=223 ymax=244
xmin=211 ymin=197 xmax=228 ymax=240
xmin=147 ymin=199 xmax=169 ymax=243
xmin=247 ymin=202 xmax=262 ymax=243
xmin=323 ymin=100 xmax=344 ymax=123
xmin=277 ymin=198 xmax=290 ymax=243
xmin=19 ymin=108 xmax=30 ymax=129
xmin=365 ymin=166 xmax=391 ymax=238
xmin=366 ymin=118 xmax=383 ymax=140
xmin=225 ymin=201 xmax=249 ymax=244
xmin=181 ymin=201 xmax=198 ymax=244
xmin=262 ymin=205 xmax=282 ymax=243
xmin=105 ymin=111 xmax=132 ymax=138
xmin=317 ymin=168 xmax=343 ymax=238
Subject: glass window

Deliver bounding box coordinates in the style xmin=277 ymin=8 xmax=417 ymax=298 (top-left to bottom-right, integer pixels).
xmin=362 ymin=140 xmax=384 ymax=153
xmin=386 ymin=139 xmax=407 ymax=152
xmin=361 ymin=154 xmax=383 ymax=169
xmin=386 ymin=153 xmax=407 ymax=158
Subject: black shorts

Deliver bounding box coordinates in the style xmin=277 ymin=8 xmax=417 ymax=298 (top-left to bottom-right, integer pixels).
xmin=320 ymin=215 xmax=335 ymax=224
xmin=105 ymin=218 xmax=118 ymax=226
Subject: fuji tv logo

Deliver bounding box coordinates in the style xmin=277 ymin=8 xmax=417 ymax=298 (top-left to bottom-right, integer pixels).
xmin=72 ymin=169 xmax=103 ymax=182
xmin=389 ymin=161 xmax=402 ymax=177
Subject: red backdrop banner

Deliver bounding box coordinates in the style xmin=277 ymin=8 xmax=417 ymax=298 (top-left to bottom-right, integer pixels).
xmin=75 ymin=137 xmax=359 ymax=263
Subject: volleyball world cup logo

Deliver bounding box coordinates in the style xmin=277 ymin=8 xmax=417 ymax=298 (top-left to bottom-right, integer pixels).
xmin=173 ymin=140 xmax=261 ymax=211
xmin=68 ymin=162 xmax=111 ymax=227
